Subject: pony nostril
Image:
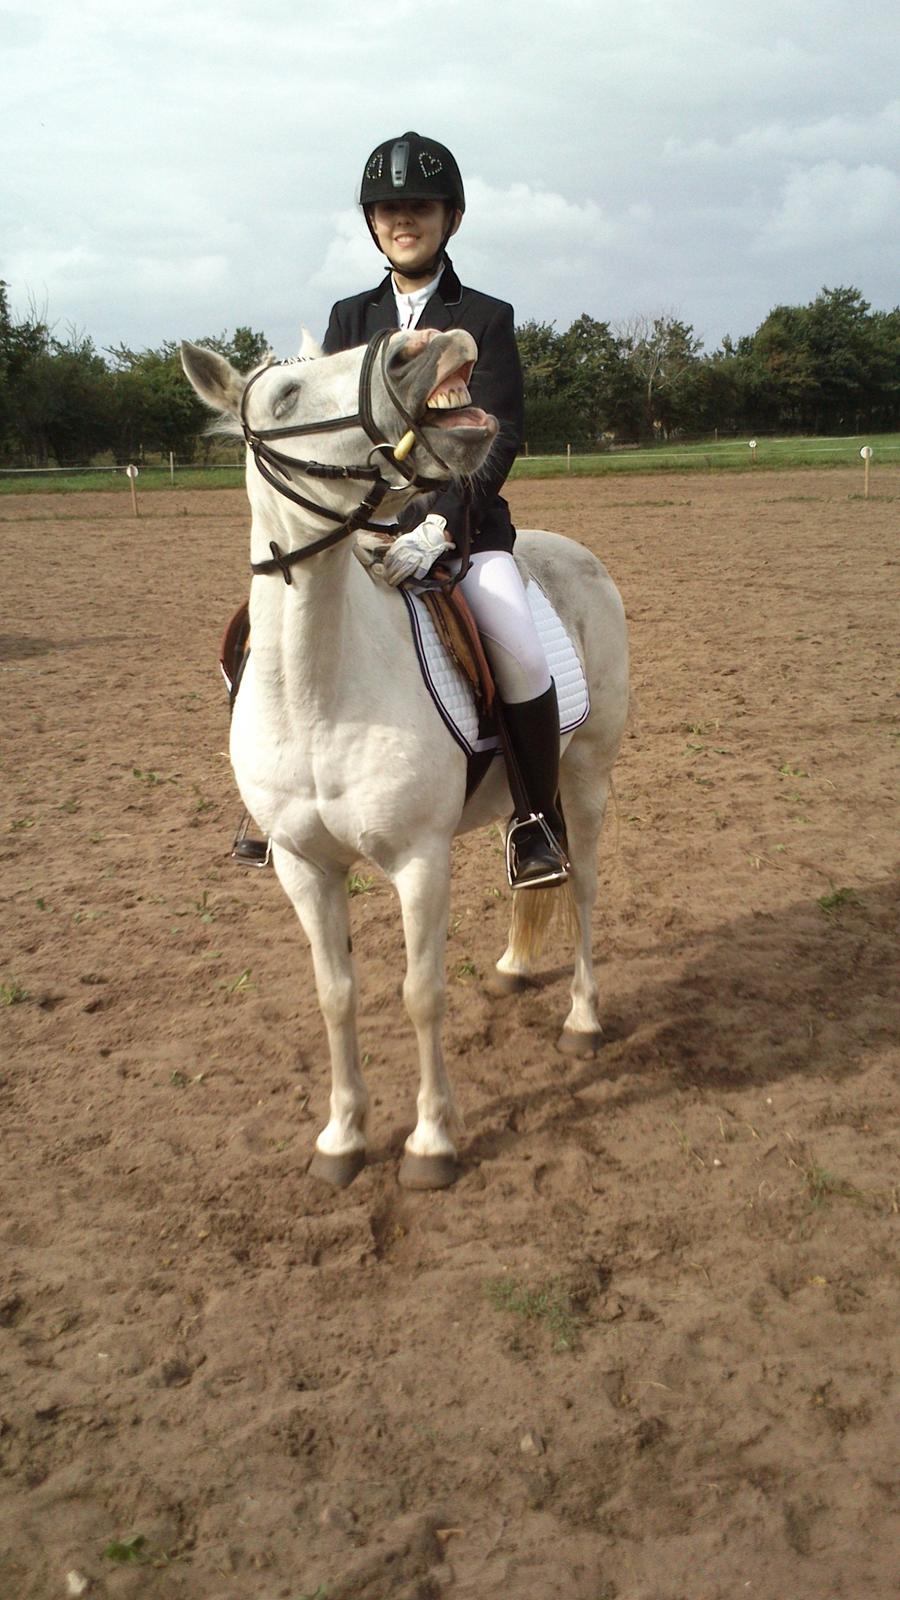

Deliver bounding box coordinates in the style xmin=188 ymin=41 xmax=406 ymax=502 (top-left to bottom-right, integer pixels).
xmin=390 ymin=329 xmax=439 ymax=367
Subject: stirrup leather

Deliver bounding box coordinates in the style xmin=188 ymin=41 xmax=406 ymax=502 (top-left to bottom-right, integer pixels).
xmin=505 ymin=812 xmax=571 ymax=890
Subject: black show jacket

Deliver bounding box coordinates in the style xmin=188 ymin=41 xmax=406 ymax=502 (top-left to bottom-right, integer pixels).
xmin=321 ymin=256 xmax=523 ymax=552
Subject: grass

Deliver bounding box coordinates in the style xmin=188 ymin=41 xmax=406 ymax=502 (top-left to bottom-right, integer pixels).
xmin=485 ymin=1274 xmax=581 ymax=1352
xmin=3 ymin=433 xmax=898 ymax=494
xmin=1 ymin=978 xmax=29 ymax=1005
xmin=184 ymin=890 xmax=216 ymax=923
xmin=818 ymin=885 xmax=859 ymax=914
xmin=799 ymin=1159 xmax=864 ymax=1211
xmin=0 ymin=465 xmax=245 ymax=495
xmin=347 ymin=871 xmax=376 ymax=898
xmin=103 ymin=1535 xmax=148 ymax=1565
xmin=132 ymin=767 xmax=172 ymax=786
xmin=220 ymin=967 xmax=253 ymax=996
xmin=512 ymin=431 xmax=900 ymax=479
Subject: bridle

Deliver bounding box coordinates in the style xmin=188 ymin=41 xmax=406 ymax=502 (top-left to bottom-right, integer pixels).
xmin=241 ymin=328 xmax=460 ymax=585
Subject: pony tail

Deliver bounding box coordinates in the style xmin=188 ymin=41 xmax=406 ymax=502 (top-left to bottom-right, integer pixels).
xmin=507 ymin=880 xmax=578 ymax=967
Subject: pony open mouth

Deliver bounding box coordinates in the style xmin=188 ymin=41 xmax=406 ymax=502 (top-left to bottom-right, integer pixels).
xmin=422 ymin=361 xmax=496 ymax=438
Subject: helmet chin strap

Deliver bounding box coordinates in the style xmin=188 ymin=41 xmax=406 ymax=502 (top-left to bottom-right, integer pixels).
xmin=384 ymin=254 xmax=444 ymax=282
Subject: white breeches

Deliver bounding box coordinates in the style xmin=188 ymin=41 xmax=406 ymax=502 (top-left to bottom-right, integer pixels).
xmin=451 ymin=550 xmax=551 ymax=705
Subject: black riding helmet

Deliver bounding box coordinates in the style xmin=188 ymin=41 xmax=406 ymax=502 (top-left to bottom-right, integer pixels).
xmin=360 ymin=132 xmax=465 ymax=279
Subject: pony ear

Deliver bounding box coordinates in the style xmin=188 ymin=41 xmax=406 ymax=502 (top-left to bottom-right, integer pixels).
xmin=180 ymin=341 xmax=247 ymax=414
xmin=298 ymin=326 xmax=324 ymax=360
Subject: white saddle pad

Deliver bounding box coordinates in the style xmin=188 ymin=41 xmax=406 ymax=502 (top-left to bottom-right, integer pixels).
xmin=401 ymin=577 xmax=589 ymax=757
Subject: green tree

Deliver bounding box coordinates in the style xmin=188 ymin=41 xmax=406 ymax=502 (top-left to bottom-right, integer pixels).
xmin=0 ymin=284 xmax=53 ymax=463
xmin=516 ymin=316 xmax=639 ymax=449
xmin=618 ymin=314 xmax=703 ymax=438
xmin=560 ymin=313 xmax=634 ymax=441
xmin=107 ymin=343 xmax=209 ymax=462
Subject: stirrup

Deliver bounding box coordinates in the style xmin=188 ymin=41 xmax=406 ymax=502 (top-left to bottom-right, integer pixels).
xmin=505 ymin=812 xmax=570 ymax=891
xmin=230 ymin=813 xmax=271 ymax=868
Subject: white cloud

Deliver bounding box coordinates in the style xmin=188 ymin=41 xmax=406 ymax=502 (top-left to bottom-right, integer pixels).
xmin=310 ymin=212 xmax=382 ymax=297
xmin=3 ymin=0 xmax=900 ymax=355
xmin=310 ymin=181 xmax=650 ymax=307
xmin=664 ymin=100 xmax=900 ymax=169
xmin=757 ymin=161 xmax=900 ymax=252
xmin=464 ymin=180 xmax=637 ymax=250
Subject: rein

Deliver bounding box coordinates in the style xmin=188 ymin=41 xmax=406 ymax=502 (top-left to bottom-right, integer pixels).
xmin=242 ymin=329 xmax=465 ymax=585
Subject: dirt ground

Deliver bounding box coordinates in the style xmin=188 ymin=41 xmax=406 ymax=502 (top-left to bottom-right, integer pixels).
xmin=1 ymin=469 xmax=897 ymax=1600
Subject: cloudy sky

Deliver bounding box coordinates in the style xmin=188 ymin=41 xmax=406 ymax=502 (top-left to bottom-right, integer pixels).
xmin=2 ymin=0 xmax=898 ymax=358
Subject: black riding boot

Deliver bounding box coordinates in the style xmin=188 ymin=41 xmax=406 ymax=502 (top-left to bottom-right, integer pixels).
xmin=501 ymin=681 xmax=570 ymax=890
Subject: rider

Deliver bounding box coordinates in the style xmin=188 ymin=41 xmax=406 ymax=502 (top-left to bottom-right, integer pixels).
xmin=324 ymin=131 xmax=569 ymax=890
xmin=232 ymin=131 xmax=568 ymax=890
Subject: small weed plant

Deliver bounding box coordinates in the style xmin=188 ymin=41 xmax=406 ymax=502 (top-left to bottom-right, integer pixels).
xmin=485 ymin=1274 xmax=580 ymax=1352
xmin=1 ymin=978 xmax=28 ymax=1006
xmin=103 ymin=1535 xmax=148 ymax=1565
xmin=347 ymin=871 xmax=376 ymax=897
xmin=221 ymin=968 xmax=254 ymax=996
xmin=193 ymin=890 xmax=216 ymax=922
xmin=132 ymin=767 xmax=171 ymax=786
xmin=800 ymin=1159 xmax=864 ymax=1210
xmin=818 ymin=885 xmax=858 ymax=915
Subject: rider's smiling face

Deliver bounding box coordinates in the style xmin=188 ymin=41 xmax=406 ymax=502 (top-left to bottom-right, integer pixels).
xmin=370 ymin=199 xmax=460 ymax=276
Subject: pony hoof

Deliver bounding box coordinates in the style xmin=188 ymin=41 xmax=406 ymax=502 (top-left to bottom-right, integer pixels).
xmin=308 ymin=1148 xmax=366 ymax=1188
xmin=485 ymin=968 xmax=531 ymax=997
xmin=557 ymin=1028 xmax=603 ymax=1059
xmin=399 ymin=1151 xmax=459 ymax=1190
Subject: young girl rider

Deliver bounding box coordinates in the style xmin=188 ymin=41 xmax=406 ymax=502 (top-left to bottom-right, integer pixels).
xmin=234 ymin=132 xmax=568 ymax=889
xmin=323 ymin=130 xmax=569 ymax=890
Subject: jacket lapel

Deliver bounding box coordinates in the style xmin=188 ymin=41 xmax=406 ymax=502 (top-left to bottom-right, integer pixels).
xmin=417 ymin=296 xmax=453 ymax=332
xmin=418 ymin=257 xmax=462 ymax=330
xmin=364 ymin=278 xmax=399 ymax=337
xmin=363 ymin=257 xmax=463 ymax=336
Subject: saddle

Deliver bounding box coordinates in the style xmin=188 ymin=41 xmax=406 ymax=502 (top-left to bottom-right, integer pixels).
xmin=221 ymin=567 xmax=589 ymax=809
xmin=219 ymin=581 xmax=500 ymax=800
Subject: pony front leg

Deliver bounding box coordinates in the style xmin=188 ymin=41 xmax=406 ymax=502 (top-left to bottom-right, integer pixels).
xmin=391 ymin=847 xmax=462 ymax=1190
xmin=272 ymin=845 xmax=369 ymax=1187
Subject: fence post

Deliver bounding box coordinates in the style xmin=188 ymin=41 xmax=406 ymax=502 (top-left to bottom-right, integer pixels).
xmin=860 ymin=445 xmax=873 ymax=498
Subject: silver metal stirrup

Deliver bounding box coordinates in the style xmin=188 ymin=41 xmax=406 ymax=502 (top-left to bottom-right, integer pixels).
xmin=505 ymin=812 xmax=571 ymax=890
xmin=230 ymin=812 xmax=272 ymax=868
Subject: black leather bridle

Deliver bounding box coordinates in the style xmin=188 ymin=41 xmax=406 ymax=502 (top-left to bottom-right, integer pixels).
xmin=241 ymin=328 xmax=458 ymax=584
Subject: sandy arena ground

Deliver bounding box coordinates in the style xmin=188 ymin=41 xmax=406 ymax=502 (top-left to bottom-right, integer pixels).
xmin=1 ymin=469 xmax=898 ymax=1600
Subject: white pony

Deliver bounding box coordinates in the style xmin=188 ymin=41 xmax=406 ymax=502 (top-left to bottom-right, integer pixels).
xmin=181 ymin=326 xmax=629 ymax=1189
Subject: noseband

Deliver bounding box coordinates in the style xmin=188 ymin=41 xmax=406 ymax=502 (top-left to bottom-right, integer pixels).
xmin=241 ymin=328 xmax=456 ymax=584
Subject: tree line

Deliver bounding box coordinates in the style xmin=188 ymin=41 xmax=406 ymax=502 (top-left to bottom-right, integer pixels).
xmin=0 ymin=282 xmax=269 ymax=468
xmin=1 ymin=280 xmax=898 ymax=467
xmin=518 ymin=287 xmax=900 ymax=450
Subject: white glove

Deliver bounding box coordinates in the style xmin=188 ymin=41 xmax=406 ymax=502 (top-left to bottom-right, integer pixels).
xmin=381 ymin=515 xmax=452 ymax=587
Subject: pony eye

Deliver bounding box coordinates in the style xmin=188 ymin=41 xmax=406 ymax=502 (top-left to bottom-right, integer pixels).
xmin=272 ymin=382 xmax=301 ymax=420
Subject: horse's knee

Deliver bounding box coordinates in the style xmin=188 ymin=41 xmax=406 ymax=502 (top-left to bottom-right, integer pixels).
xmin=318 ymin=973 xmax=356 ymax=1028
xmin=402 ymin=972 xmax=445 ymax=1030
